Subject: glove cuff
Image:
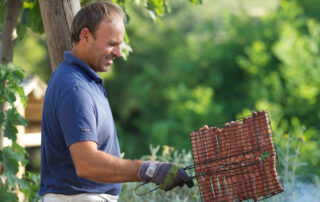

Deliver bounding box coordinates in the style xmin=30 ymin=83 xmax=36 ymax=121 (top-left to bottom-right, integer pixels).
xmin=138 ymin=161 xmax=157 ymax=182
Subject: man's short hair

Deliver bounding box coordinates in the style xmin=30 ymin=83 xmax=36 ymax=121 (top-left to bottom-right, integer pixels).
xmin=70 ymin=1 xmax=125 ymax=44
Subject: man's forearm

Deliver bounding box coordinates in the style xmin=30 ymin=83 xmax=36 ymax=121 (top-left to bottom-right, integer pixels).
xmin=70 ymin=141 xmax=144 ymax=183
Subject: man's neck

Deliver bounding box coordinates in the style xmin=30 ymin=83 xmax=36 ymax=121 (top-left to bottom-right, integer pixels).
xmin=71 ymin=46 xmax=87 ymax=64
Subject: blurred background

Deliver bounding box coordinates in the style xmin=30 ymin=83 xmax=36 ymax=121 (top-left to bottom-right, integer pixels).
xmin=2 ymin=0 xmax=320 ymax=201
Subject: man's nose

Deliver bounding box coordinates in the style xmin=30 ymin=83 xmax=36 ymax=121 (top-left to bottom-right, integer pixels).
xmin=112 ymin=45 xmax=122 ymax=57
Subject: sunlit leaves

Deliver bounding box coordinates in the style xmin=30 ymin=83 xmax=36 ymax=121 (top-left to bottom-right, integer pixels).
xmin=279 ymin=0 xmax=303 ymax=21
xmin=146 ymin=0 xmax=170 ymax=18
xmin=166 ymin=85 xmax=214 ymax=120
xmin=0 ymin=63 xmax=28 ymax=106
xmin=0 ymin=63 xmax=29 ymax=201
xmin=273 ymin=18 xmax=320 ymax=106
xmin=128 ymin=0 xmax=200 ymax=22
xmin=237 ymin=41 xmax=271 ymax=75
xmin=0 ymin=63 xmax=28 ymax=141
xmin=188 ymin=0 xmax=202 ymax=4
xmin=2 ymin=143 xmax=30 ymax=198
xmin=12 ymin=142 xmax=29 ymax=166
xmin=234 ymin=1 xmax=320 ymax=179
xmin=121 ymin=32 xmax=133 ymax=60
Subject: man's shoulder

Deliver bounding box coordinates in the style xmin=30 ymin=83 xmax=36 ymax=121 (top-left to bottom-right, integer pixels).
xmin=51 ymin=62 xmax=93 ymax=90
xmin=45 ymin=63 xmax=95 ymax=109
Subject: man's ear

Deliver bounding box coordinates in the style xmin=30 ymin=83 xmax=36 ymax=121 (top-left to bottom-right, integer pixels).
xmin=79 ymin=28 xmax=90 ymax=45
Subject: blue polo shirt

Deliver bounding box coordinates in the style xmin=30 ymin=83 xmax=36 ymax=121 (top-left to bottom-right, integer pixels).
xmin=39 ymin=52 xmax=122 ymax=196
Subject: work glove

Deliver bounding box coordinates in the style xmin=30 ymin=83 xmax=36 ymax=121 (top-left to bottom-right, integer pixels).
xmin=138 ymin=161 xmax=194 ymax=191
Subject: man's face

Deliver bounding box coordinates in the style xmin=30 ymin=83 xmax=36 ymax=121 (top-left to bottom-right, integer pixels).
xmin=86 ymin=16 xmax=125 ymax=72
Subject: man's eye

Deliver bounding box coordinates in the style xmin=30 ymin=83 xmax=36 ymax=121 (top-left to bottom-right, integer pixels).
xmin=107 ymin=43 xmax=116 ymax=47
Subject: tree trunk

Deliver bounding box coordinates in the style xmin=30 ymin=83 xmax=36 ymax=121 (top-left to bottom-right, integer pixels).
xmin=39 ymin=0 xmax=80 ymax=71
xmin=0 ymin=0 xmax=21 ymax=63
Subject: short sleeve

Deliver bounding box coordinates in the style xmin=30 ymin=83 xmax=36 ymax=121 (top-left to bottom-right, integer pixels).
xmin=57 ymin=86 xmax=98 ymax=146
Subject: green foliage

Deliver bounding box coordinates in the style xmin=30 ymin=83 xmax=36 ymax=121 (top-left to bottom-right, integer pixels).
xmin=80 ymin=0 xmax=201 ymax=23
xmin=3 ymin=0 xmax=320 ymax=198
xmin=13 ymin=30 xmax=52 ymax=83
xmin=0 ymin=0 xmax=44 ymax=40
xmin=264 ymin=131 xmax=320 ymax=202
xmin=102 ymin=0 xmax=320 ymax=182
xmin=0 ymin=0 xmax=202 ymax=80
xmin=0 ymin=186 xmax=18 ymax=202
xmin=292 ymin=0 xmax=320 ymax=21
xmin=20 ymin=172 xmax=41 ymax=202
xmin=0 ymin=63 xmax=40 ymax=201
xmin=18 ymin=1 xmax=44 ymax=40
xmin=236 ymin=1 xmax=320 ymax=179
xmin=0 ymin=64 xmax=28 ymax=143
xmin=0 ymin=63 xmax=27 ymax=105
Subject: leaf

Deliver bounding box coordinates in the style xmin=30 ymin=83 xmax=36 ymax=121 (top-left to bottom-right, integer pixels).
xmin=7 ymin=93 xmax=17 ymax=104
xmin=2 ymin=147 xmax=20 ymax=175
xmin=4 ymin=121 xmax=18 ymax=141
xmin=6 ymin=172 xmax=20 ymax=188
xmin=16 ymin=86 xmax=28 ymax=106
xmin=24 ymin=171 xmax=40 ymax=184
xmin=0 ymin=187 xmax=18 ymax=202
xmin=19 ymin=171 xmax=41 ymax=202
xmin=12 ymin=67 xmax=25 ymax=83
xmin=12 ymin=142 xmax=28 ymax=166
xmin=23 ymin=1 xmax=35 ymax=9
xmin=24 ymin=1 xmax=44 ymax=33
xmin=0 ymin=64 xmax=10 ymax=82
xmin=17 ymin=177 xmax=30 ymax=192
xmin=5 ymin=63 xmax=15 ymax=71
xmin=6 ymin=107 xmax=28 ymax=126
xmin=120 ymin=41 xmax=133 ymax=60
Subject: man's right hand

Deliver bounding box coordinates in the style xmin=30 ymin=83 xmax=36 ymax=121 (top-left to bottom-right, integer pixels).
xmin=138 ymin=161 xmax=194 ymax=191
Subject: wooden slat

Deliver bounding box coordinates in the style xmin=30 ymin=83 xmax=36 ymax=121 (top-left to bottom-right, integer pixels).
xmin=20 ymin=133 xmax=41 ymax=147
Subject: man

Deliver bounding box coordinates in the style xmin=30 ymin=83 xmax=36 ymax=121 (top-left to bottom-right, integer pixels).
xmin=39 ymin=1 xmax=194 ymax=202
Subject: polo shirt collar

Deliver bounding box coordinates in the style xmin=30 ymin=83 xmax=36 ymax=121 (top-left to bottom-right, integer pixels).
xmin=64 ymin=51 xmax=103 ymax=83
